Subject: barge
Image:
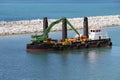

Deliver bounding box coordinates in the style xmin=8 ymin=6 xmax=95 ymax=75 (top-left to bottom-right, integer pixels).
xmin=26 ymin=17 xmax=112 ymax=52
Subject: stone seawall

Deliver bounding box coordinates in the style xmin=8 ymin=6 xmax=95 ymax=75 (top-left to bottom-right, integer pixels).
xmin=0 ymin=15 xmax=120 ymax=36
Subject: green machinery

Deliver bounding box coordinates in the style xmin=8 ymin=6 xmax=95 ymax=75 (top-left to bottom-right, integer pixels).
xmin=31 ymin=18 xmax=80 ymax=42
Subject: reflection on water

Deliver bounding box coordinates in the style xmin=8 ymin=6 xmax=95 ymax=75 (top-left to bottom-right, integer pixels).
xmin=1 ymin=27 xmax=120 ymax=80
xmin=26 ymin=47 xmax=112 ymax=80
xmin=27 ymin=47 xmax=112 ymax=65
xmin=82 ymin=47 xmax=112 ymax=63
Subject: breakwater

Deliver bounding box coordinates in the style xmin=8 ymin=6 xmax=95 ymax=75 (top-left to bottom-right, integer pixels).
xmin=0 ymin=15 xmax=120 ymax=36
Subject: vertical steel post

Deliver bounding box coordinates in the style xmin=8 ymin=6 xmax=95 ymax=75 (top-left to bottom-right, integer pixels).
xmin=62 ymin=18 xmax=67 ymax=41
xmin=83 ymin=17 xmax=89 ymax=38
xmin=43 ymin=17 xmax=48 ymax=39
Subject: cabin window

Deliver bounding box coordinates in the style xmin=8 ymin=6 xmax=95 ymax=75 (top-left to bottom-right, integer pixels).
xmin=99 ymin=36 xmax=101 ymax=39
xmin=90 ymin=30 xmax=101 ymax=32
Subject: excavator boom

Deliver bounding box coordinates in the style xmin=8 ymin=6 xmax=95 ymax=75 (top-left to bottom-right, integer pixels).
xmin=44 ymin=18 xmax=63 ymax=37
xmin=31 ymin=18 xmax=80 ymax=42
xmin=66 ymin=19 xmax=80 ymax=36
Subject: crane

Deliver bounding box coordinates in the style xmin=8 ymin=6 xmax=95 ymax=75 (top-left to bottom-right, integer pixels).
xmin=31 ymin=18 xmax=80 ymax=42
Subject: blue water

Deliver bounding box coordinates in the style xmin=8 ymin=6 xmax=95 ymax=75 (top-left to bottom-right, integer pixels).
xmin=0 ymin=0 xmax=116 ymax=3
xmin=0 ymin=27 xmax=120 ymax=80
xmin=0 ymin=3 xmax=120 ymax=21
xmin=0 ymin=2 xmax=120 ymax=80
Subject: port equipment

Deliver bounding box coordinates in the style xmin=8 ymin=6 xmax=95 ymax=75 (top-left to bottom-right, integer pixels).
xmin=31 ymin=17 xmax=80 ymax=42
xmin=27 ymin=17 xmax=112 ymax=52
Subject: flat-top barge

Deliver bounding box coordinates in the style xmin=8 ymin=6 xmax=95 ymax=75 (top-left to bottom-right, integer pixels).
xmin=26 ymin=17 xmax=112 ymax=52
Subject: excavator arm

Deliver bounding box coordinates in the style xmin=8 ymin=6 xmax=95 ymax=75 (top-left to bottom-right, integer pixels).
xmin=31 ymin=18 xmax=80 ymax=42
xmin=44 ymin=18 xmax=80 ymax=39
xmin=44 ymin=18 xmax=63 ymax=37
xmin=31 ymin=18 xmax=63 ymax=41
xmin=66 ymin=19 xmax=80 ymax=36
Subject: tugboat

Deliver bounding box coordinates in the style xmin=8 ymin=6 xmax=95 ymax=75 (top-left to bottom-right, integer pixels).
xmin=26 ymin=17 xmax=112 ymax=52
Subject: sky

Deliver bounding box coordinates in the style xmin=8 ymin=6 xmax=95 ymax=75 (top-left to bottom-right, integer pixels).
xmin=0 ymin=0 xmax=119 ymax=3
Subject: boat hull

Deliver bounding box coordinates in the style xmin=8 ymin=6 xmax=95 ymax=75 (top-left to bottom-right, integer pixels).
xmin=26 ymin=38 xmax=112 ymax=53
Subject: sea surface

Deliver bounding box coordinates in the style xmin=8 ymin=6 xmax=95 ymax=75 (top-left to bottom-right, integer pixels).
xmin=0 ymin=3 xmax=120 ymax=21
xmin=0 ymin=2 xmax=120 ymax=80
xmin=0 ymin=27 xmax=120 ymax=80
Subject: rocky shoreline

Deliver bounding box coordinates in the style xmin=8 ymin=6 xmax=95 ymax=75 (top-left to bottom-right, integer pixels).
xmin=0 ymin=15 xmax=120 ymax=36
